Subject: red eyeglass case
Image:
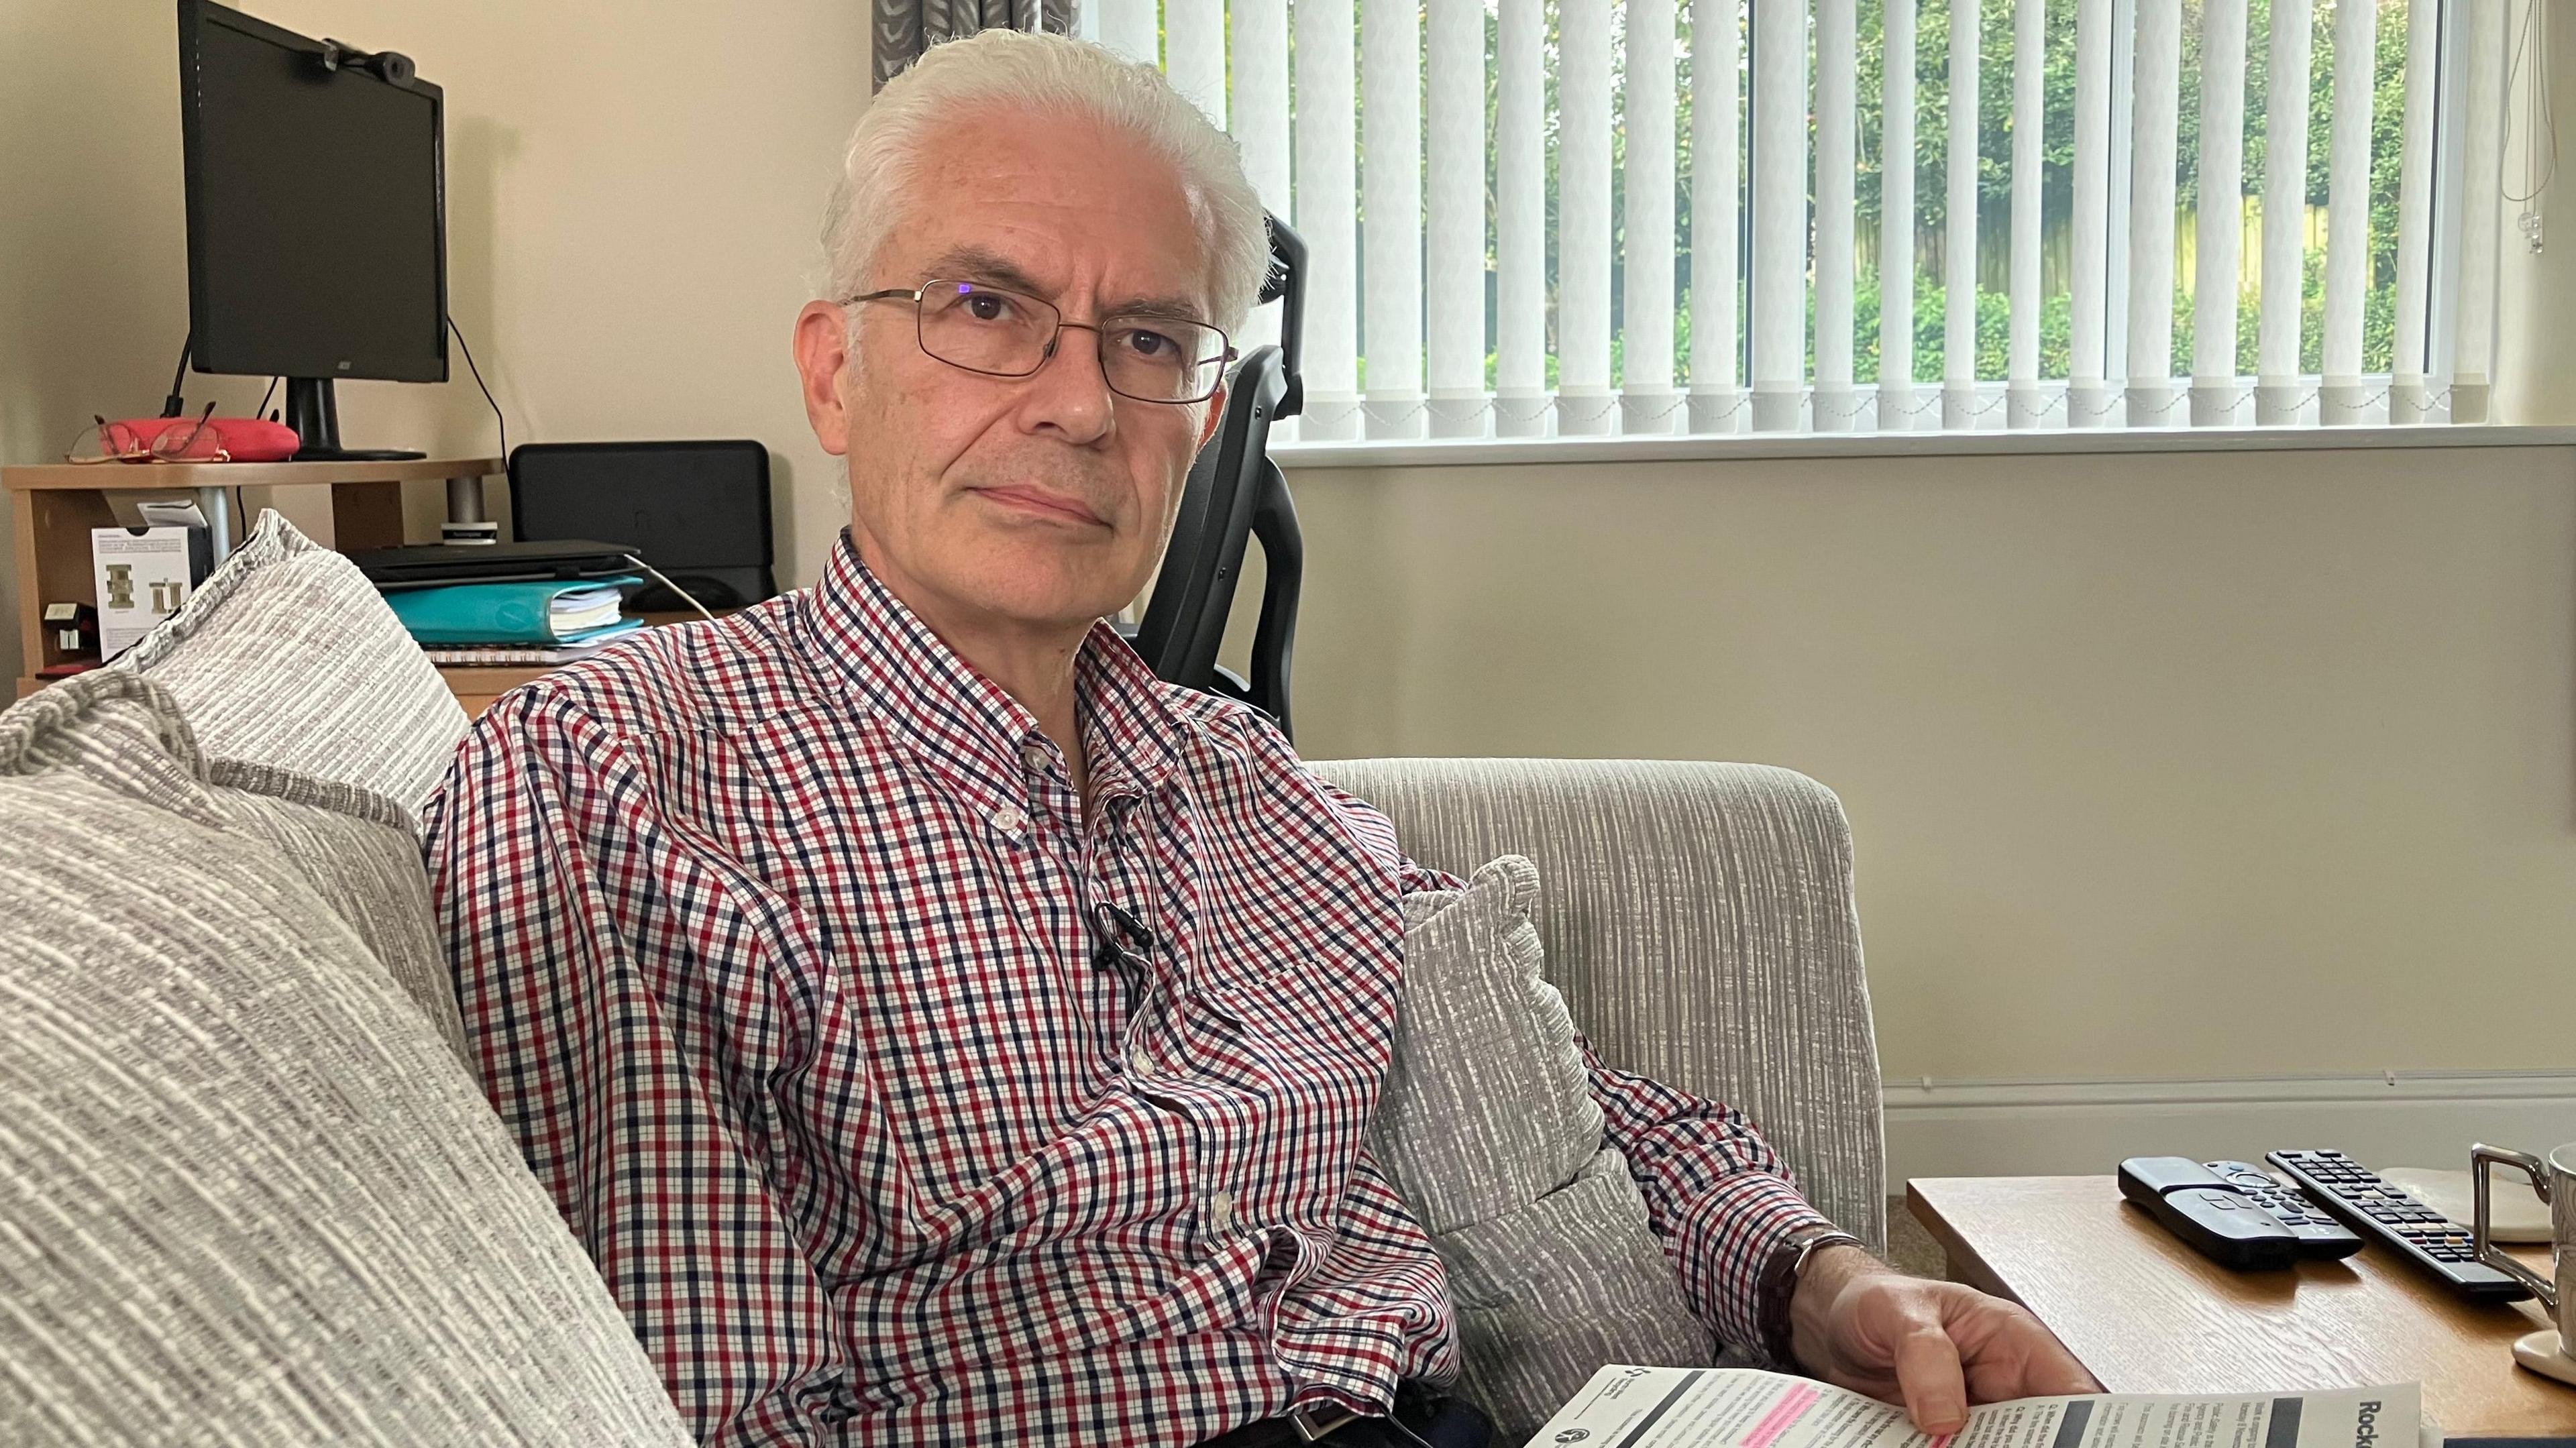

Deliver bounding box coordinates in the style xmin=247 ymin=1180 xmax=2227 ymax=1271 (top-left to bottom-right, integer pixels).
xmin=99 ymin=414 xmax=303 ymax=462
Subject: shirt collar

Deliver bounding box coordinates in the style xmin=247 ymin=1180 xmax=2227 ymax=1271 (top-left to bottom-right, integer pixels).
xmin=798 ymin=531 xmax=1187 ymax=810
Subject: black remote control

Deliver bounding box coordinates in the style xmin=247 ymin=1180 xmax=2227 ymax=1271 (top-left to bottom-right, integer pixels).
xmin=2200 ymin=1161 xmax=2364 ymax=1259
xmin=2264 ymin=1149 xmax=2530 ymax=1300
xmin=2117 ymin=1156 xmax=2300 ymax=1270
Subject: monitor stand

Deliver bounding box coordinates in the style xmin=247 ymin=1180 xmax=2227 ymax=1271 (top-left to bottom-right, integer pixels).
xmin=283 ymin=377 xmax=425 ymax=462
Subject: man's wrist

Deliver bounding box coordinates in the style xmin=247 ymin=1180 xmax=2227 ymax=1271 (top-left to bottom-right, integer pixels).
xmin=1785 ymin=1241 xmax=1892 ymax=1368
xmin=1756 ymin=1226 xmax=1868 ymax=1367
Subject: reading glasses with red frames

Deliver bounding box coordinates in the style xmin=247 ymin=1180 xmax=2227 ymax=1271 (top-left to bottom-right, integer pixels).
xmin=843 ymin=279 xmax=1236 ymax=405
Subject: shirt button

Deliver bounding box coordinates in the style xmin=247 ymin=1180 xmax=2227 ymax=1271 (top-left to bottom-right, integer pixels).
xmin=1128 ymin=1044 xmax=1156 ymax=1078
xmin=991 ymin=804 xmax=1027 ymax=836
xmin=1208 ymin=1190 xmax=1236 ymax=1232
xmin=1021 ymin=740 xmax=1051 ymax=771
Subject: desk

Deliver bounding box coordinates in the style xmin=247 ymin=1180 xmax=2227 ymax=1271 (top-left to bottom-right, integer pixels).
xmin=1909 ymin=1175 xmax=2575 ymax=1437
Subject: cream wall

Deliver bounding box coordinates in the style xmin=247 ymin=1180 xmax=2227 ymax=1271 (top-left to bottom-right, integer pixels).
xmin=1280 ymin=443 xmax=2576 ymax=1085
xmin=0 ymin=0 xmax=869 ymax=685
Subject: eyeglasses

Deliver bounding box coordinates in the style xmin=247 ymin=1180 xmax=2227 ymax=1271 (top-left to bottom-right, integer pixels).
xmin=845 ymin=280 xmax=1236 ymax=404
xmin=65 ymin=403 xmax=230 ymax=465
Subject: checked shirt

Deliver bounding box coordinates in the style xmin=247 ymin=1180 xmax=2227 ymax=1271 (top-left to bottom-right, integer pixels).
xmin=423 ymin=535 xmax=1834 ymax=1445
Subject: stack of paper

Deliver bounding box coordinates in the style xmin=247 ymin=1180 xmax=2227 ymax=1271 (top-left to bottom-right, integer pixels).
xmin=1525 ymin=1368 xmax=2426 ymax=1448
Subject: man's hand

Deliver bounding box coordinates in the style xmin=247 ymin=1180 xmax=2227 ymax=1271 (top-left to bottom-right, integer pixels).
xmin=1789 ymin=1245 xmax=2100 ymax=1433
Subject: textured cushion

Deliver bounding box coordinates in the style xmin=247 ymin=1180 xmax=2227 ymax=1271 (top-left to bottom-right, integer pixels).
xmin=209 ymin=759 xmax=469 ymax=1060
xmin=0 ymin=672 xmax=690 ymax=1447
xmin=111 ymin=508 xmax=469 ymax=817
xmin=1316 ymin=758 xmax=1884 ymax=1256
xmin=1373 ymin=856 xmax=1710 ymax=1441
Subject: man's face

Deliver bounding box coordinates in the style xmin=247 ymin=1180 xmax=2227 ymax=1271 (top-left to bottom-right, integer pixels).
xmin=794 ymin=109 xmax=1228 ymax=641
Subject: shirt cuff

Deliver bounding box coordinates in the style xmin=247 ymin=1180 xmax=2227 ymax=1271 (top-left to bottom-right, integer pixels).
xmin=1678 ymin=1170 xmax=1840 ymax=1355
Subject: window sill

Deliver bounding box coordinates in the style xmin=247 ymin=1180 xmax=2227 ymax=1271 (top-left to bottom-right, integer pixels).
xmin=1270 ymin=423 xmax=2576 ymax=471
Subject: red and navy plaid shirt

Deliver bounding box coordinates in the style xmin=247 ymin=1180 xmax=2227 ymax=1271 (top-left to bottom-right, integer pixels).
xmin=424 ymin=535 xmax=1833 ymax=1445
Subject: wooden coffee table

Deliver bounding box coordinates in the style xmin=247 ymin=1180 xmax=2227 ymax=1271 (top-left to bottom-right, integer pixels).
xmin=1908 ymin=1176 xmax=2575 ymax=1437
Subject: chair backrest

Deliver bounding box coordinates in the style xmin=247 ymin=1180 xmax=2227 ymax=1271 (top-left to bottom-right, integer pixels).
xmin=1134 ymin=216 xmax=1306 ymax=738
xmin=1312 ymin=757 xmax=1888 ymax=1251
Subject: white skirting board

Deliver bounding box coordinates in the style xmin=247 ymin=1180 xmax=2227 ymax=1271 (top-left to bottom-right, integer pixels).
xmin=1882 ymin=1070 xmax=2576 ymax=1190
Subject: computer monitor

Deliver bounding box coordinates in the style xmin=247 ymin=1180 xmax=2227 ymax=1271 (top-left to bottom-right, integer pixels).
xmin=177 ymin=0 xmax=445 ymax=460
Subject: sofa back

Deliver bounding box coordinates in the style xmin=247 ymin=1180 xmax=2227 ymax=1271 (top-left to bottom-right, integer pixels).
xmin=1313 ymin=757 xmax=1886 ymax=1251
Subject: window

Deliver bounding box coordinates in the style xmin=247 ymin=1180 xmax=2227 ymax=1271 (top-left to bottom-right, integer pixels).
xmin=1076 ymin=0 xmax=2506 ymax=441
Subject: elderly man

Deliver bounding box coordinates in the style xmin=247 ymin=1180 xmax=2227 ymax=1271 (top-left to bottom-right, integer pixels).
xmin=426 ymin=29 xmax=2092 ymax=1448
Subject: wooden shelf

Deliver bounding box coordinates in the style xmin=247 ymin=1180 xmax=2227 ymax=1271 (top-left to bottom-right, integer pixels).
xmin=3 ymin=457 xmax=500 ymax=492
xmin=9 ymin=457 xmax=506 ymax=702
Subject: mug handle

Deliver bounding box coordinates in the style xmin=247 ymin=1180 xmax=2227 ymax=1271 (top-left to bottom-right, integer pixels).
xmin=2471 ymin=1142 xmax=2559 ymax=1310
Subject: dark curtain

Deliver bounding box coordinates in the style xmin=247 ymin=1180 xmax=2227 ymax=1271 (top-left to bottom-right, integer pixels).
xmin=873 ymin=0 xmax=1077 ymax=91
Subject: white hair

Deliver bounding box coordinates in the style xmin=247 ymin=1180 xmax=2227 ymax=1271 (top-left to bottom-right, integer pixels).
xmin=819 ymin=30 xmax=1269 ymax=340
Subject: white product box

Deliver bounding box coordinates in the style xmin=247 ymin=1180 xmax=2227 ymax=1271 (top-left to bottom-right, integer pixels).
xmin=92 ymin=525 xmax=209 ymax=660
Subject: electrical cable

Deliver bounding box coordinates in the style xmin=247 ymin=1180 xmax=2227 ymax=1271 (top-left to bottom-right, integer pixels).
xmin=445 ymin=314 xmax=509 ymax=462
xmin=621 ymin=553 xmax=718 ymax=622
xmin=162 ymin=332 xmax=193 ymax=419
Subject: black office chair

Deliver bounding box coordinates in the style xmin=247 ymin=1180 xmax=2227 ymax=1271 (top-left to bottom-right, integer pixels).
xmin=1131 ymin=215 xmax=1307 ymax=741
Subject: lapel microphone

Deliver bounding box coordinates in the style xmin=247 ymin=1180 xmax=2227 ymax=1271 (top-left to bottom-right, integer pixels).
xmin=1089 ymin=901 xmax=1156 ymax=974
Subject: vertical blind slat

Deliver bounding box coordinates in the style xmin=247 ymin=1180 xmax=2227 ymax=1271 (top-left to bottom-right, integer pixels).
xmin=1164 ymin=1 xmax=1227 ymax=125
xmin=1559 ymin=2 xmax=1616 ymax=434
xmin=2070 ymin=0 xmax=2113 ymax=425
xmin=1814 ymin=0 xmax=1858 ymax=431
xmin=2190 ymin=0 xmax=2247 ymax=425
xmin=2320 ymin=0 xmax=2379 ymax=423
xmin=2125 ymin=0 xmax=2181 ymax=426
xmin=1878 ymin=0 xmax=1916 ymax=429
xmin=1095 ymin=0 xmax=1155 ymax=64
xmin=1229 ymin=0 xmax=1289 ymax=361
xmin=1496 ymin=0 xmax=1548 ymax=435
xmin=1998 ymin=0 xmax=2040 ymax=425
xmin=1291 ymin=0 xmax=1359 ymax=437
xmin=1690 ymin=0 xmax=1744 ymax=434
xmin=1751 ymin=0 xmax=1808 ymax=432
xmin=2006 ymin=0 xmax=2043 ymax=427
xmin=1230 ymin=1 xmax=1290 ymax=215
xmin=2390 ymin=0 xmax=2440 ymax=421
xmin=1360 ymin=0 xmax=1424 ymax=436
xmin=2369 ymin=0 xmax=2431 ymax=417
xmin=1625 ymin=0 xmax=1683 ymax=433
xmin=1426 ymin=0 xmax=1485 ymax=435
xmin=1941 ymin=0 xmax=1978 ymax=428
xmin=2257 ymin=0 xmax=2312 ymax=423
xmin=2453 ymin=0 xmax=2508 ymax=421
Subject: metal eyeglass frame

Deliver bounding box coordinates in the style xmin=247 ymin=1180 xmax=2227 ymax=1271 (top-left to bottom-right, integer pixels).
xmin=843 ymin=280 xmax=1237 ymax=404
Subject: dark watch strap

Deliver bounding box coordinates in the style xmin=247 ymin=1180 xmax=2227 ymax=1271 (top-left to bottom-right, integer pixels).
xmin=1756 ymin=1226 xmax=1865 ymax=1367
